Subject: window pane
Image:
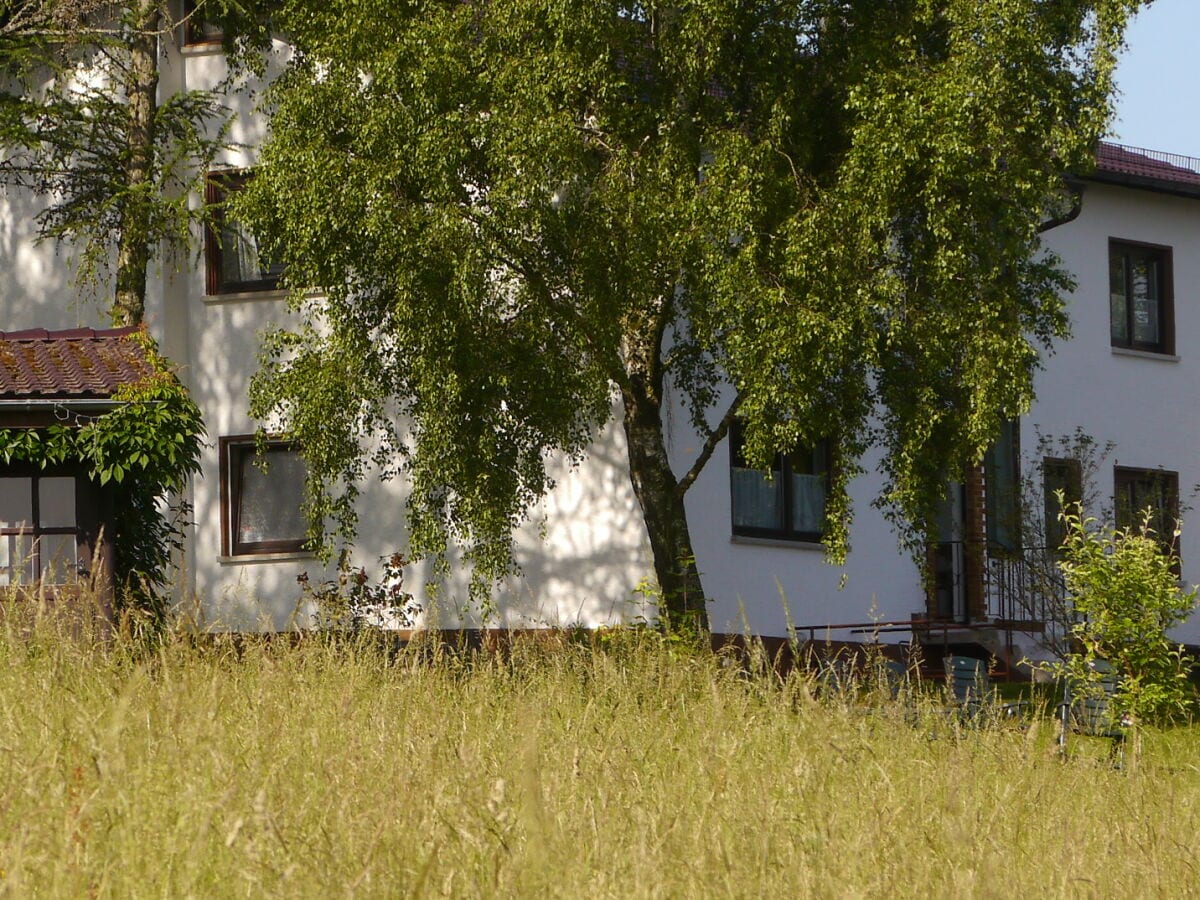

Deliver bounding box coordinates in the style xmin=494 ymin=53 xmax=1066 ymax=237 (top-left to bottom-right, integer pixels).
xmin=0 ymin=533 xmax=35 ymax=586
xmin=729 ymin=426 xmax=828 ymax=540
xmin=38 ymin=534 xmax=77 ymax=584
xmin=1043 ymin=459 xmax=1080 ymax=548
xmin=1109 ymin=251 xmax=1128 ymax=344
xmin=936 ymin=482 xmax=964 ymax=542
xmin=184 ymin=0 xmax=223 ymax=43
xmin=0 ymin=478 xmax=32 ymax=528
xmin=38 ymin=477 xmax=75 ymax=528
xmin=1132 ymin=478 xmax=1170 ymax=537
xmin=985 ymin=421 xmax=1019 ymax=551
xmin=787 ymin=445 xmax=823 ymax=477
xmin=192 ymin=20 xmax=223 ymax=42
xmin=220 ymin=222 xmax=284 ymax=286
xmin=731 ymin=468 xmax=784 ymax=531
xmin=1130 ymin=254 xmax=1160 ymax=345
xmin=1115 ymin=469 xmax=1179 ymax=553
xmin=791 ymin=472 xmax=825 ymax=535
xmin=237 ymin=448 xmax=307 ymax=546
xmin=789 ymin=444 xmax=826 ymax=536
xmin=186 ymin=17 xmax=223 ymax=43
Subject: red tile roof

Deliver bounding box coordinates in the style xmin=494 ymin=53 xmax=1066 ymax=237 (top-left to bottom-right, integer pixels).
xmin=0 ymin=327 xmax=154 ymax=400
xmin=1095 ymin=142 xmax=1200 ymax=188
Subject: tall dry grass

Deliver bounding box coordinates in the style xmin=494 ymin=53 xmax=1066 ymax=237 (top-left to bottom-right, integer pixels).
xmin=1 ymin=614 xmax=1198 ymax=897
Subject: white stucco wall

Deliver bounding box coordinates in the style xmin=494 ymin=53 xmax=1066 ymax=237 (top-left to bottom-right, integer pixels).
xmin=670 ymin=405 xmax=926 ymax=638
xmin=1035 ymin=181 xmax=1200 ymax=645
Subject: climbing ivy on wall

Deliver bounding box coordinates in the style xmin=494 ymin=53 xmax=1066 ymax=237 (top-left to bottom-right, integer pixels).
xmin=0 ymin=336 xmax=204 ymax=625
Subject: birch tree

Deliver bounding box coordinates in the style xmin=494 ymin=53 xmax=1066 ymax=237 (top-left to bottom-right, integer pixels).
xmin=242 ymin=0 xmax=1143 ymax=628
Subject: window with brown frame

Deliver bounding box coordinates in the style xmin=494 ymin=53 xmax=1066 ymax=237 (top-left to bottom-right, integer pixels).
xmin=1042 ymin=457 xmax=1082 ymax=549
xmin=204 ymin=171 xmax=284 ymax=295
xmin=182 ymin=0 xmax=224 ymax=46
xmin=1114 ymin=466 xmax=1180 ymax=562
xmin=729 ymin=421 xmax=829 ymax=543
xmin=0 ymin=472 xmax=82 ymax=585
xmin=220 ymin=437 xmax=309 ymax=556
xmin=1109 ymin=239 xmax=1174 ymax=354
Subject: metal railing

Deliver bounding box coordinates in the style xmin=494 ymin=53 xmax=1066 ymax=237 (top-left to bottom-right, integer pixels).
xmin=985 ymin=545 xmax=1071 ymax=632
xmin=1101 ymin=142 xmax=1200 ymax=176
xmin=785 ymin=542 xmax=1076 ymax=668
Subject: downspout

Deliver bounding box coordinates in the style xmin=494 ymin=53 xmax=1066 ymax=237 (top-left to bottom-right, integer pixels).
xmin=1037 ymin=177 xmax=1085 ymax=233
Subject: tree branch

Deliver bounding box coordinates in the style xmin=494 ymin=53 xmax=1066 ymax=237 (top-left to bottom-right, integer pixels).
xmin=675 ymin=395 xmax=741 ymax=499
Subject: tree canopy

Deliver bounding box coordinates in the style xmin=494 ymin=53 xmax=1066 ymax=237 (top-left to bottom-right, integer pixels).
xmin=242 ymin=0 xmax=1143 ymax=627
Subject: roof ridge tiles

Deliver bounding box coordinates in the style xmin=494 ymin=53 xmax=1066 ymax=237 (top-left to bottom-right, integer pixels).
xmin=0 ymin=325 xmax=140 ymax=342
xmin=0 ymin=326 xmax=151 ymax=400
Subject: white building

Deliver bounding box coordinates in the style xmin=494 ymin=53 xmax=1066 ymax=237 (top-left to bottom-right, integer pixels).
xmin=3 ymin=23 xmax=1198 ymax=657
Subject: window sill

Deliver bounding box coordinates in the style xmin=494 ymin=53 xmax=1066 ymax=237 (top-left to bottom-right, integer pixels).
xmin=217 ymin=551 xmax=315 ymax=565
xmin=1111 ymin=346 xmax=1180 ymax=362
xmin=180 ymin=42 xmax=224 ymax=57
xmin=202 ymin=288 xmax=289 ymax=305
xmin=731 ymin=534 xmax=826 ymax=552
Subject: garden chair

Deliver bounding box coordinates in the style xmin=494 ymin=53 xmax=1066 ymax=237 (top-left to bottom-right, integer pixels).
xmin=943 ymin=655 xmax=1026 ymax=721
xmin=814 ymin=654 xmax=858 ymax=697
xmin=881 ymin=658 xmax=909 ymax=698
xmin=1057 ymin=659 xmax=1128 ymax=763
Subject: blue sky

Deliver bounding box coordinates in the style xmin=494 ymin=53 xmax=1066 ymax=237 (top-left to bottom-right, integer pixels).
xmin=1109 ymin=0 xmax=1200 ymax=156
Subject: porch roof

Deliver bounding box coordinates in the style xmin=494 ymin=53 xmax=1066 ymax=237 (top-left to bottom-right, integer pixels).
xmin=0 ymin=327 xmax=153 ymax=401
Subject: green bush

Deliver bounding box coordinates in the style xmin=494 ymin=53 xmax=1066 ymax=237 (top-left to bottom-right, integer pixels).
xmin=1055 ymin=508 xmax=1197 ymax=724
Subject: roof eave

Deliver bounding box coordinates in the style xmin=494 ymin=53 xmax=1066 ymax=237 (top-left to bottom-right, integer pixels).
xmin=0 ymin=398 xmax=123 ymax=411
xmin=1083 ymin=169 xmax=1200 ymax=200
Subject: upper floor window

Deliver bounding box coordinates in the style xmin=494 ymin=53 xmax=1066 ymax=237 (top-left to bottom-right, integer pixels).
xmin=730 ymin=422 xmax=828 ymax=543
xmin=205 ymin=171 xmax=284 ymax=295
xmin=183 ymin=0 xmax=224 ymax=46
xmin=1109 ymin=239 xmax=1173 ymax=354
xmin=219 ymin=437 xmax=309 ymax=556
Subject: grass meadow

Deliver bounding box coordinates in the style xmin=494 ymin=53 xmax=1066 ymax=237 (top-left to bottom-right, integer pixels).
xmin=2 ymin=617 xmax=1200 ymax=898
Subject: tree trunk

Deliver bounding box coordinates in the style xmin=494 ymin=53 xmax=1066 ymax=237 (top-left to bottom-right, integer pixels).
xmin=111 ymin=1 xmax=159 ymax=327
xmin=620 ymin=367 xmax=709 ymax=632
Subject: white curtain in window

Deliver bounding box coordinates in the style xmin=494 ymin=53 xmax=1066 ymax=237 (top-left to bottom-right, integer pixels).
xmin=221 ymin=223 xmax=280 ymax=284
xmin=731 ymin=469 xmax=783 ymax=531
xmin=791 ymin=472 xmax=825 ymax=534
xmin=238 ymin=450 xmax=307 ymax=544
xmin=1131 ymin=257 xmax=1159 ymax=344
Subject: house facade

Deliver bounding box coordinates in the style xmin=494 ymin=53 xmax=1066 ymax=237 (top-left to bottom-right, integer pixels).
xmin=3 ymin=23 xmax=1199 ymax=654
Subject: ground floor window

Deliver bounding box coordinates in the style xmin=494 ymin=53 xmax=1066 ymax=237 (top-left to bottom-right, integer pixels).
xmin=985 ymin=420 xmax=1021 ymax=553
xmin=1114 ymin=466 xmax=1179 ymax=555
xmin=730 ymin=422 xmax=829 ymax=543
xmin=0 ymin=473 xmax=80 ymax=585
xmin=220 ymin=437 xmax=309 ymax=556
xmin=1042 ymin=457 xmax=1083 ymax=549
